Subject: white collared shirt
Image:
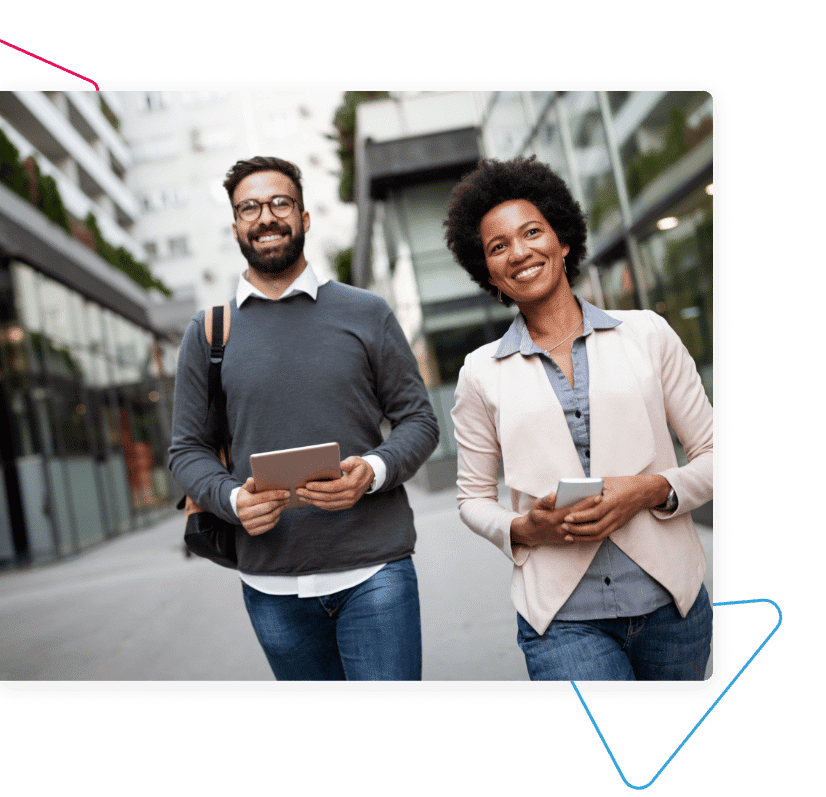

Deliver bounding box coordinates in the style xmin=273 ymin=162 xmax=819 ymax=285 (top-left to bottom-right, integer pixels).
xmin=231 ymin=263 xmax=386 ymax=597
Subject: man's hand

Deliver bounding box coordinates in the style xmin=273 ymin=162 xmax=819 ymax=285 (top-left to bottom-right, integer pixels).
xmin=236 ymin=477 xmax=291 ymax=536
xmin=558 ymin=475 xmax=671 ymax=542
xmin=295 ymin=456 xmax=375 ymax=512
xmin=511 ymin=492 xmax=602 ymax=548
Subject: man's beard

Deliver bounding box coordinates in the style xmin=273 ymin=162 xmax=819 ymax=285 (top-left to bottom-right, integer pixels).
xmin=237 ymin=222 xmax=306 ymax=275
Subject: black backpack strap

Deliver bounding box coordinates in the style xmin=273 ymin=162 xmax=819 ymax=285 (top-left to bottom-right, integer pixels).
xmin=205 ymin=304 xmax=233 ymax=473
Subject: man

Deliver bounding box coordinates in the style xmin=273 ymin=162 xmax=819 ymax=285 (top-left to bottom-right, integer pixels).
xmin=169 ymin=156 xmax=439 ymax=680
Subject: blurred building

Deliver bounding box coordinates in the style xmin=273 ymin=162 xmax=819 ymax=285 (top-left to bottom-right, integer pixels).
xmin=355 ymin=91 xmax=713 ymax=506
xmin=0 ymin=91 xmax=181 ymax=569
xmin=116 ymin=91 xmax=357 ymax=326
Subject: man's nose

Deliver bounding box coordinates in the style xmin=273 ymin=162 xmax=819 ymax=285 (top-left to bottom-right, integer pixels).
xmin=259 ymin=203 xmax=280 ymax=223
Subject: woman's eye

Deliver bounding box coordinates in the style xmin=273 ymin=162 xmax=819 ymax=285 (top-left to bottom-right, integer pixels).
xmin=526 ymin=228 xmax=540 ymax=237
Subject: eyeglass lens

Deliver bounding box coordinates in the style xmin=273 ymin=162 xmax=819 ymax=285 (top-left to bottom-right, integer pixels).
xmin=237 ymin=196 xmax=295 ymax=221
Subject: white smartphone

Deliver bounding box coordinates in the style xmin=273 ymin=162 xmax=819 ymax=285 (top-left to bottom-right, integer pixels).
xmin=554 ymin=477 xmax=603 ymax=510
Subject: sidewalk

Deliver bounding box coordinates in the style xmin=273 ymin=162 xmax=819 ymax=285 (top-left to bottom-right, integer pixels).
xmin=0 ymin=481 xmax=711 ymax=681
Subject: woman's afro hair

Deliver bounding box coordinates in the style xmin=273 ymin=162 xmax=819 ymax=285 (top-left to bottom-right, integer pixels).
xmin=443 ymin=156 xmax=588 ymax=306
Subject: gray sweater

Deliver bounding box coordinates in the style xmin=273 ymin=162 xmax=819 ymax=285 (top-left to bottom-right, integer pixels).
xmin=169 ymin=281 xmax=439 ymax=575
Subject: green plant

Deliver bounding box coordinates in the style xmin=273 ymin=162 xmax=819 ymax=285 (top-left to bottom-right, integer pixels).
xmin=331 ymin=245 xmax=353 ymax=285
xmin=623 ymin=106 xmax=711 ymax=200
xmin=25 ymin=158 xmax=71 ymax=234
xmin=588 ymin=180 xmax=620 ymax=231
xmin=99 ymin=96 xmax=121 ymax=132
xmin=0 ymin=128 xmax=30 ymax=200
xmin=84 ymin=213 xmax=173 ymax=297
xmin=328 ymin=91 xmax=390 ymax=203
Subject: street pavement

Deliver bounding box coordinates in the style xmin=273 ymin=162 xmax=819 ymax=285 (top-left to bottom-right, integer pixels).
xmin=0 ymin=480 xmax=712 ymax=681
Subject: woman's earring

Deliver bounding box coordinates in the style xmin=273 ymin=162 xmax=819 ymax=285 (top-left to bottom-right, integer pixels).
xmin=563 ymin=257 xmax=567 ymax=274
xmin=497 ymin=287 xmax=503 ymax=303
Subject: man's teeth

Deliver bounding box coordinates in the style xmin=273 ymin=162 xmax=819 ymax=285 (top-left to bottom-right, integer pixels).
xmin=514 ymin=265 xmax=541 ymax=280
xmin=257 ymin=234 xmax=283 ymax=242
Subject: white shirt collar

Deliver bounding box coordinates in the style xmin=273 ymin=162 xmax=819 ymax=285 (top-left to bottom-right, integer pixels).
xmin=236 ymin=262 xmax=329 ymax=306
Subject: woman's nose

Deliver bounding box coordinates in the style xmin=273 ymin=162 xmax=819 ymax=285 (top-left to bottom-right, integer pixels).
xmin=508 ymin=238 xmax=529 ymax=262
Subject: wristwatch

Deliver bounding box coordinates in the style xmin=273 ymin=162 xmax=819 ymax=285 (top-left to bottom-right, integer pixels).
xmin=656 ymin=487 xmax=678 ymax=512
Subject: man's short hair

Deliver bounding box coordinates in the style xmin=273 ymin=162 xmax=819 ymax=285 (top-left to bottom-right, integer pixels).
xmin=443 ymin=156 xmax=588 ymax=307
xmin=223 ymin=156 xmax=304 ymax=211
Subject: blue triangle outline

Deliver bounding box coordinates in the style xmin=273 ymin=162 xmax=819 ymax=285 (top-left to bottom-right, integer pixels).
xmin=570 ymin=598 xmax=783 ymax=790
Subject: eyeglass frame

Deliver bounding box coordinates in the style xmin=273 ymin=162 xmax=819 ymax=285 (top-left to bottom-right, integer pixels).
xmin=233 ymin=194 xmax=303 ymax=222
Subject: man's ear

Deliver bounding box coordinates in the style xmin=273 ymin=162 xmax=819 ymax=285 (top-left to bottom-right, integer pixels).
xmin=232 ymin=222 xmax=238 ymax=241
xmin=301 ymin=209 xmax=311 ymax=234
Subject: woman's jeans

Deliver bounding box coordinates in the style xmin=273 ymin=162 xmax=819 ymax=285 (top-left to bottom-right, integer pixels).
xmin=517 ymin=584 xmax=712 ymax=680
xmin=241 ymin=557 xmax=422 ymax=681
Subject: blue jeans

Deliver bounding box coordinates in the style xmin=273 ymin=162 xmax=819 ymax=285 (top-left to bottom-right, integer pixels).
xmin=241 ymin=557 xmax=422 ymax=680
xmin=517 ymin=584 xmax=712 ymax=681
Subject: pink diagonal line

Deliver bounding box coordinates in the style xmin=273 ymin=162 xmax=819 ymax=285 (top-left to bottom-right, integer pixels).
xmin=0 ymin=38 xmax=99 ymax=91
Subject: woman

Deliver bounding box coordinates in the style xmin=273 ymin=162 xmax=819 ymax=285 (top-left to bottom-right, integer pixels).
xmin=445 ymin=156 xmax=713 ymax=680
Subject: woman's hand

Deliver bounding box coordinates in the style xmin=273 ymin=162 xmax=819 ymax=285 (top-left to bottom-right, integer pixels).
xmin=559 ymin=475 xmax=672 ymax=542
xmin=511 ymin=492 xmax=603 ymax=548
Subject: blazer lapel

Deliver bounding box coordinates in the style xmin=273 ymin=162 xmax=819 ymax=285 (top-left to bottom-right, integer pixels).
xmin=498 ymin=353 xmax=584 ymax=498
xmin=587 ymin=327 xmax=656 ymax=477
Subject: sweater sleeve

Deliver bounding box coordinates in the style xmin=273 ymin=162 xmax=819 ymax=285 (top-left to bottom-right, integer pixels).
xmin=646 ymin=310 xmax=714 ymax=519
xmin=363 ymin=309 xmax=439 ymax=490
xmin=168 ymin=314 xmax=242 ymax=523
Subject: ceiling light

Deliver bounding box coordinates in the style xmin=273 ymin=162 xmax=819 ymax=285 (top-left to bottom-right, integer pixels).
xmin=657 ymin=217 xmax=679 ymax=231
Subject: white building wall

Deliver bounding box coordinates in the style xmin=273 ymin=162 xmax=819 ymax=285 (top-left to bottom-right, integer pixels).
xmin=357 ymin=91 xmax=485 ymax=142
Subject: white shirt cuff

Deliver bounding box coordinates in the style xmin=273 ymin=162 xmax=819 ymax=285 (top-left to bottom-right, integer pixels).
xmin=361 ymin=454 xmax=386 ymax=493
xmin=230 ymin=486 xmax=241 ymax=518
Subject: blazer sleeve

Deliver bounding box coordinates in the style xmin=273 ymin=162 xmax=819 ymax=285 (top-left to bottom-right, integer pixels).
xmin=452 ymin=353 xmax=528 ymax=566
xmin=647 ymin=311 xmax=713 ymax=519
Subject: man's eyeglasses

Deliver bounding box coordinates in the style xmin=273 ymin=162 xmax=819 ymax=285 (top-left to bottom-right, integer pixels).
xmin=234 ymin=195 xmax=300 ymax=222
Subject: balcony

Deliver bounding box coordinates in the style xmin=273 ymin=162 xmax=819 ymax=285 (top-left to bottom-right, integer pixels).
xmin=0 ymin=92 xmax=138 ymax=224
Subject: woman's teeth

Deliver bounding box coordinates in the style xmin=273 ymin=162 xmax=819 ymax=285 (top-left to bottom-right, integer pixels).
xmin=514 ymin=265 xmax=541 ymax=280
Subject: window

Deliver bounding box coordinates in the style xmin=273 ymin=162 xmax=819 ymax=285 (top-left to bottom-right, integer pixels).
xmin=141 ymin=92 xmax=171 ymax=112
xmin=191 ymin=126 xmax=232 ymax=152
xmin=131 ymin=137 xmax=179 ymax=163
xmin=168 ymin=236 xmax=190 ymax=258
xmin=138 ymin=187 xmax=187 ymax=213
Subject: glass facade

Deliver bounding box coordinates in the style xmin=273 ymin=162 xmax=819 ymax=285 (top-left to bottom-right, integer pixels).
xmin=478 ymin=90 xmax=713 ymax=402
xmin=0 ymin=257 xmax=178 ymax=568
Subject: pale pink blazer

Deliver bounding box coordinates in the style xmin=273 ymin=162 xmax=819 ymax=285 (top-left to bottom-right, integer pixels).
xmin=451 ymin=309 xmax=713 ymax=635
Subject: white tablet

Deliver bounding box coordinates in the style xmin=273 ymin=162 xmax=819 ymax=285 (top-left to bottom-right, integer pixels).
xmin=250 ymin=442 xmax=341 ymax=509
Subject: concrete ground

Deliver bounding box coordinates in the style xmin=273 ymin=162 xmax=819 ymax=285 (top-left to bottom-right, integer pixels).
xmin=0 ymin=481 xmax=712 ymax=681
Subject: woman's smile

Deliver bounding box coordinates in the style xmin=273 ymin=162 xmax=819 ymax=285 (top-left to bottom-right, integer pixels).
xmin=512 ymin=263 xmax=543 ymax=280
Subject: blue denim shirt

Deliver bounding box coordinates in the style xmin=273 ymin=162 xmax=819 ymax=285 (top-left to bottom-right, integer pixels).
xmin=494 ymin=298 xmax=673 ymax=620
